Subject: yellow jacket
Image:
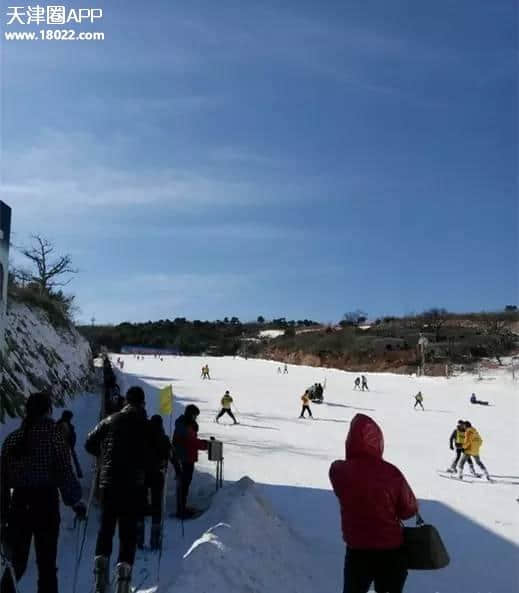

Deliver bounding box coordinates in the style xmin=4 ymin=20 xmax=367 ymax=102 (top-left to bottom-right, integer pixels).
xmin=464 ymin=427 xmax=482 ymax=456
xmin=455 ymin=429 xmax=465 ymax=446
xmin=221 ymin=394 xmax=233 ymax=409
xmin=301 ymin=393 xmax=310 ymax=405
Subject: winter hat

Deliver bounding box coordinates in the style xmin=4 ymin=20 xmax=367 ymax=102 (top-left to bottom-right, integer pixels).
xmin=126 ymin=386 xmax=145 ymax=405
xmin=61 ymin=410 xmax=73 ymax=421
xmin=185 ymin=404 xmax=200 ymax=418
xmin=150 ymin=414 xmax=163 ymax=427
xmin=25 ymin=392 xmax=52 ymax=419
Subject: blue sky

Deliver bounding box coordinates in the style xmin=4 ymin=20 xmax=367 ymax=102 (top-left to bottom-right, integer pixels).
xmin=2 ymin=0 xmax=517 ymax=324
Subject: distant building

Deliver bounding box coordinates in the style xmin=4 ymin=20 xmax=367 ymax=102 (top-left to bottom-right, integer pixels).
xmin=0 ymin=201 xmax=12 ymax=353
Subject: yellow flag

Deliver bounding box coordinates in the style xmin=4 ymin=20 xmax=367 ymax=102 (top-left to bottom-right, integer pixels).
xmin=159 ymin=385 xmax=173 ymax=415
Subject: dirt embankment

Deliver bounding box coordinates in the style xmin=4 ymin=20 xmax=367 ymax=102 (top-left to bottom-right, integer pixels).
xmin=262 ymin=348 xmax=448 ymax=376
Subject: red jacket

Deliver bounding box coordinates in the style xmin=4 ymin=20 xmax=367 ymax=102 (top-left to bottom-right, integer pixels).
xmin=172 ymin=415 xmax=208 ymax=464
xmin=329 ymin=414 xmax=417 ymax=550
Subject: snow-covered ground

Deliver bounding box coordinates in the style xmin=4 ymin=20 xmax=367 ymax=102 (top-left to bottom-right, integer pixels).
xmin=3 ymin=355 xmax=518 ymax=592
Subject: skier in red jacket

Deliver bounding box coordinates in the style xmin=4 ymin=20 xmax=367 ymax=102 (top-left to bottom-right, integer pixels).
xmin=329 ymin=414 xmax=418 ymax=593
xmin=172 ymin=405 xmax=209 ymax=518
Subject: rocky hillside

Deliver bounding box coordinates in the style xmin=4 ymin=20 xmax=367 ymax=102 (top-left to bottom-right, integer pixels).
xmin=1 ymin=301 xmax=93 ymax=421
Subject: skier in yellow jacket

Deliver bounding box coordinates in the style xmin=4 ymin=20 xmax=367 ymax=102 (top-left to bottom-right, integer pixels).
xmin=299 ymin=391 xmax=313 ymax=419
xmin=447 ymin=420 xmax=475 ymax=474
xmin=458 ymin=421 xmax=491 ymax=481
xmin=216 ymin=391 xmax=237 ymax=424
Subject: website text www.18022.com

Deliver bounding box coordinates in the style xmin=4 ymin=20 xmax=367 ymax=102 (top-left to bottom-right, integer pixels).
xmin=4 ymin=29 xmax=104 ymax=41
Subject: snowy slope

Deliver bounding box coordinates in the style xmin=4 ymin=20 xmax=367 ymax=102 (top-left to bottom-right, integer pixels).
xmin=2 ymin=355 xmax=518 ymax=593
xmin=1 ymin=301 xmax=92 ymax=418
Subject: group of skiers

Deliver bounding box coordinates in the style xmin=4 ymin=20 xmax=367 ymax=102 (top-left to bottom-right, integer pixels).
xmin=353 ymin=375 xmax=369 ymax=391
xmin=447 ymin=419 xmax=491 ymax=480
xmin=277 ymin=363 xmax=289 ymax=374
xmin=1 ymin=353 xmax=499 ymax=593
xmin=0 ymin=383 xmax=215 ymax=593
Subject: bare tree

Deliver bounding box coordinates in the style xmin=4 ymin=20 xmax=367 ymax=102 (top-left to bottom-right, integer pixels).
xmin=20 ymin=235 xmax=77 ymax=295
xmin=420 ymin=308 xmax=450 ymax=342
xmin=8 ymin=261 xmax=32 ymax=288
xmin=341 ymin=310 xmax=367 ymax=327
xmin=475 ymin=313 xmax=514 ymax=364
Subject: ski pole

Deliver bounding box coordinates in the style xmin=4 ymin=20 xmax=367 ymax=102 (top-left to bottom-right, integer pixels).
xmin=72 ymin=463 xmax=98 ymax=593
xmin=158 ymin=410 xmax=174 ymax=586
xmin=156 ymin=466 xmax=169 ymax=589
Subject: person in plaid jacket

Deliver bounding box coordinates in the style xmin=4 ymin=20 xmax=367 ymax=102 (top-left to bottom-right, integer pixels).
xmin=0 ymin=392 xmax=85 ymax=593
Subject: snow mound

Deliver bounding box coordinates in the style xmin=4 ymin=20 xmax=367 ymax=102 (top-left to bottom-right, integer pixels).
xmin=170 ymin=476 xmax=316 ymax=593
xmin=258 ymin=329 xmax=285 ymax=339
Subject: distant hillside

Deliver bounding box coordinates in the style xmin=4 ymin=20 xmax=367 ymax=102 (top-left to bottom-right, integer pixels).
xmin=77 ymin=318 xmax=320 ymax=356
xmin=261 ymin=312 xmax=519 ymax=375
xmin=77 ymin=311 xmax=518 ymax=376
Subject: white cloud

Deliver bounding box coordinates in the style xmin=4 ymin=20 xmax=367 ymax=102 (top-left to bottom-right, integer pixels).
xmin=1 ymin=130 xmax=270 ymax=219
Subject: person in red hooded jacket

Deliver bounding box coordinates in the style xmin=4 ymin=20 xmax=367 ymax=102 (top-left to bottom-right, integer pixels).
xmin=172 ymin=404 xmax=209 ymax=518
xmin=329 ymin=414 xmax=418 ymax=593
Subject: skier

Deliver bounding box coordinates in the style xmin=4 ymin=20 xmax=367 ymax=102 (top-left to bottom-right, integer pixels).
xmin=458 ymin=421 xmax=491 ymax=481
xmin=172 ymin=405 xmax=209 ymax=518
xmin=56 ymin=409 xmax=83 ymax=479
xmin=361 ymin=375 xmax=369 ymax=391
xmin=413 ymin=391 xmax=424 ymax=411
xmin=470 ymin=393 xmax=489 ymax=406
xmin=205 ymin=365 xmax=211 ymax=380
xmin=216 ymin=391 xmax=238 ymax=424
xmin=0 ymin=392 xmax=86 ymax=593
xmin=329 ymin=414 xmax=418 ymax=593
xmin=283 ymin=363 xmax=288 ymax=374
xmin=277 ymin=366 xmax=282 ymax=374
xmin=447 ymin=420 xmax=475 ymax=474
xmin=106 ymin=385 xmax=125 ymax=416
xmin=316 ymin=382 xmax=324 ymax=402
xmin=353 ymin=377 xmax=361 ymax=390
xmin=299 ymin=391 xmax=313 ymax=418
xmin=137 ymin=415 xmax=171 ymax=551
xmin=85 ymin=386 xmax=151 ymax=593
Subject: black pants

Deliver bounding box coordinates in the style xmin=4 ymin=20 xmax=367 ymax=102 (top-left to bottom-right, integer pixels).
xmin=344 ymin=547 xmax=407 ymax=593
xmin=414 ymin=401 xmax=424 ymax=410
xmin=176 ymin=463 xmax=195 ymax=515
xmin=216 ymin=408 xmax=237 ymax=423
xmin=451 ymin=448 xmax=474 ymax=471
xmin=95 ymin=486 xmax=143 ymax=565
xmin=1 ymin=488 xmax=60 ymax=593
xmin=300 ymin=405 xmax=312 ymax=417
xmin=143 ymin=471 xmax=164 ymax=525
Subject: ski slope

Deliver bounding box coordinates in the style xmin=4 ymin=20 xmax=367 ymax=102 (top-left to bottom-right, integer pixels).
xmin=3 ymin=356 xmax=518 ymax=592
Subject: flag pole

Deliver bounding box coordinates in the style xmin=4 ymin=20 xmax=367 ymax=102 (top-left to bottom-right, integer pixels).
xmin=158 ymin=386 xmax=173 ymax=578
